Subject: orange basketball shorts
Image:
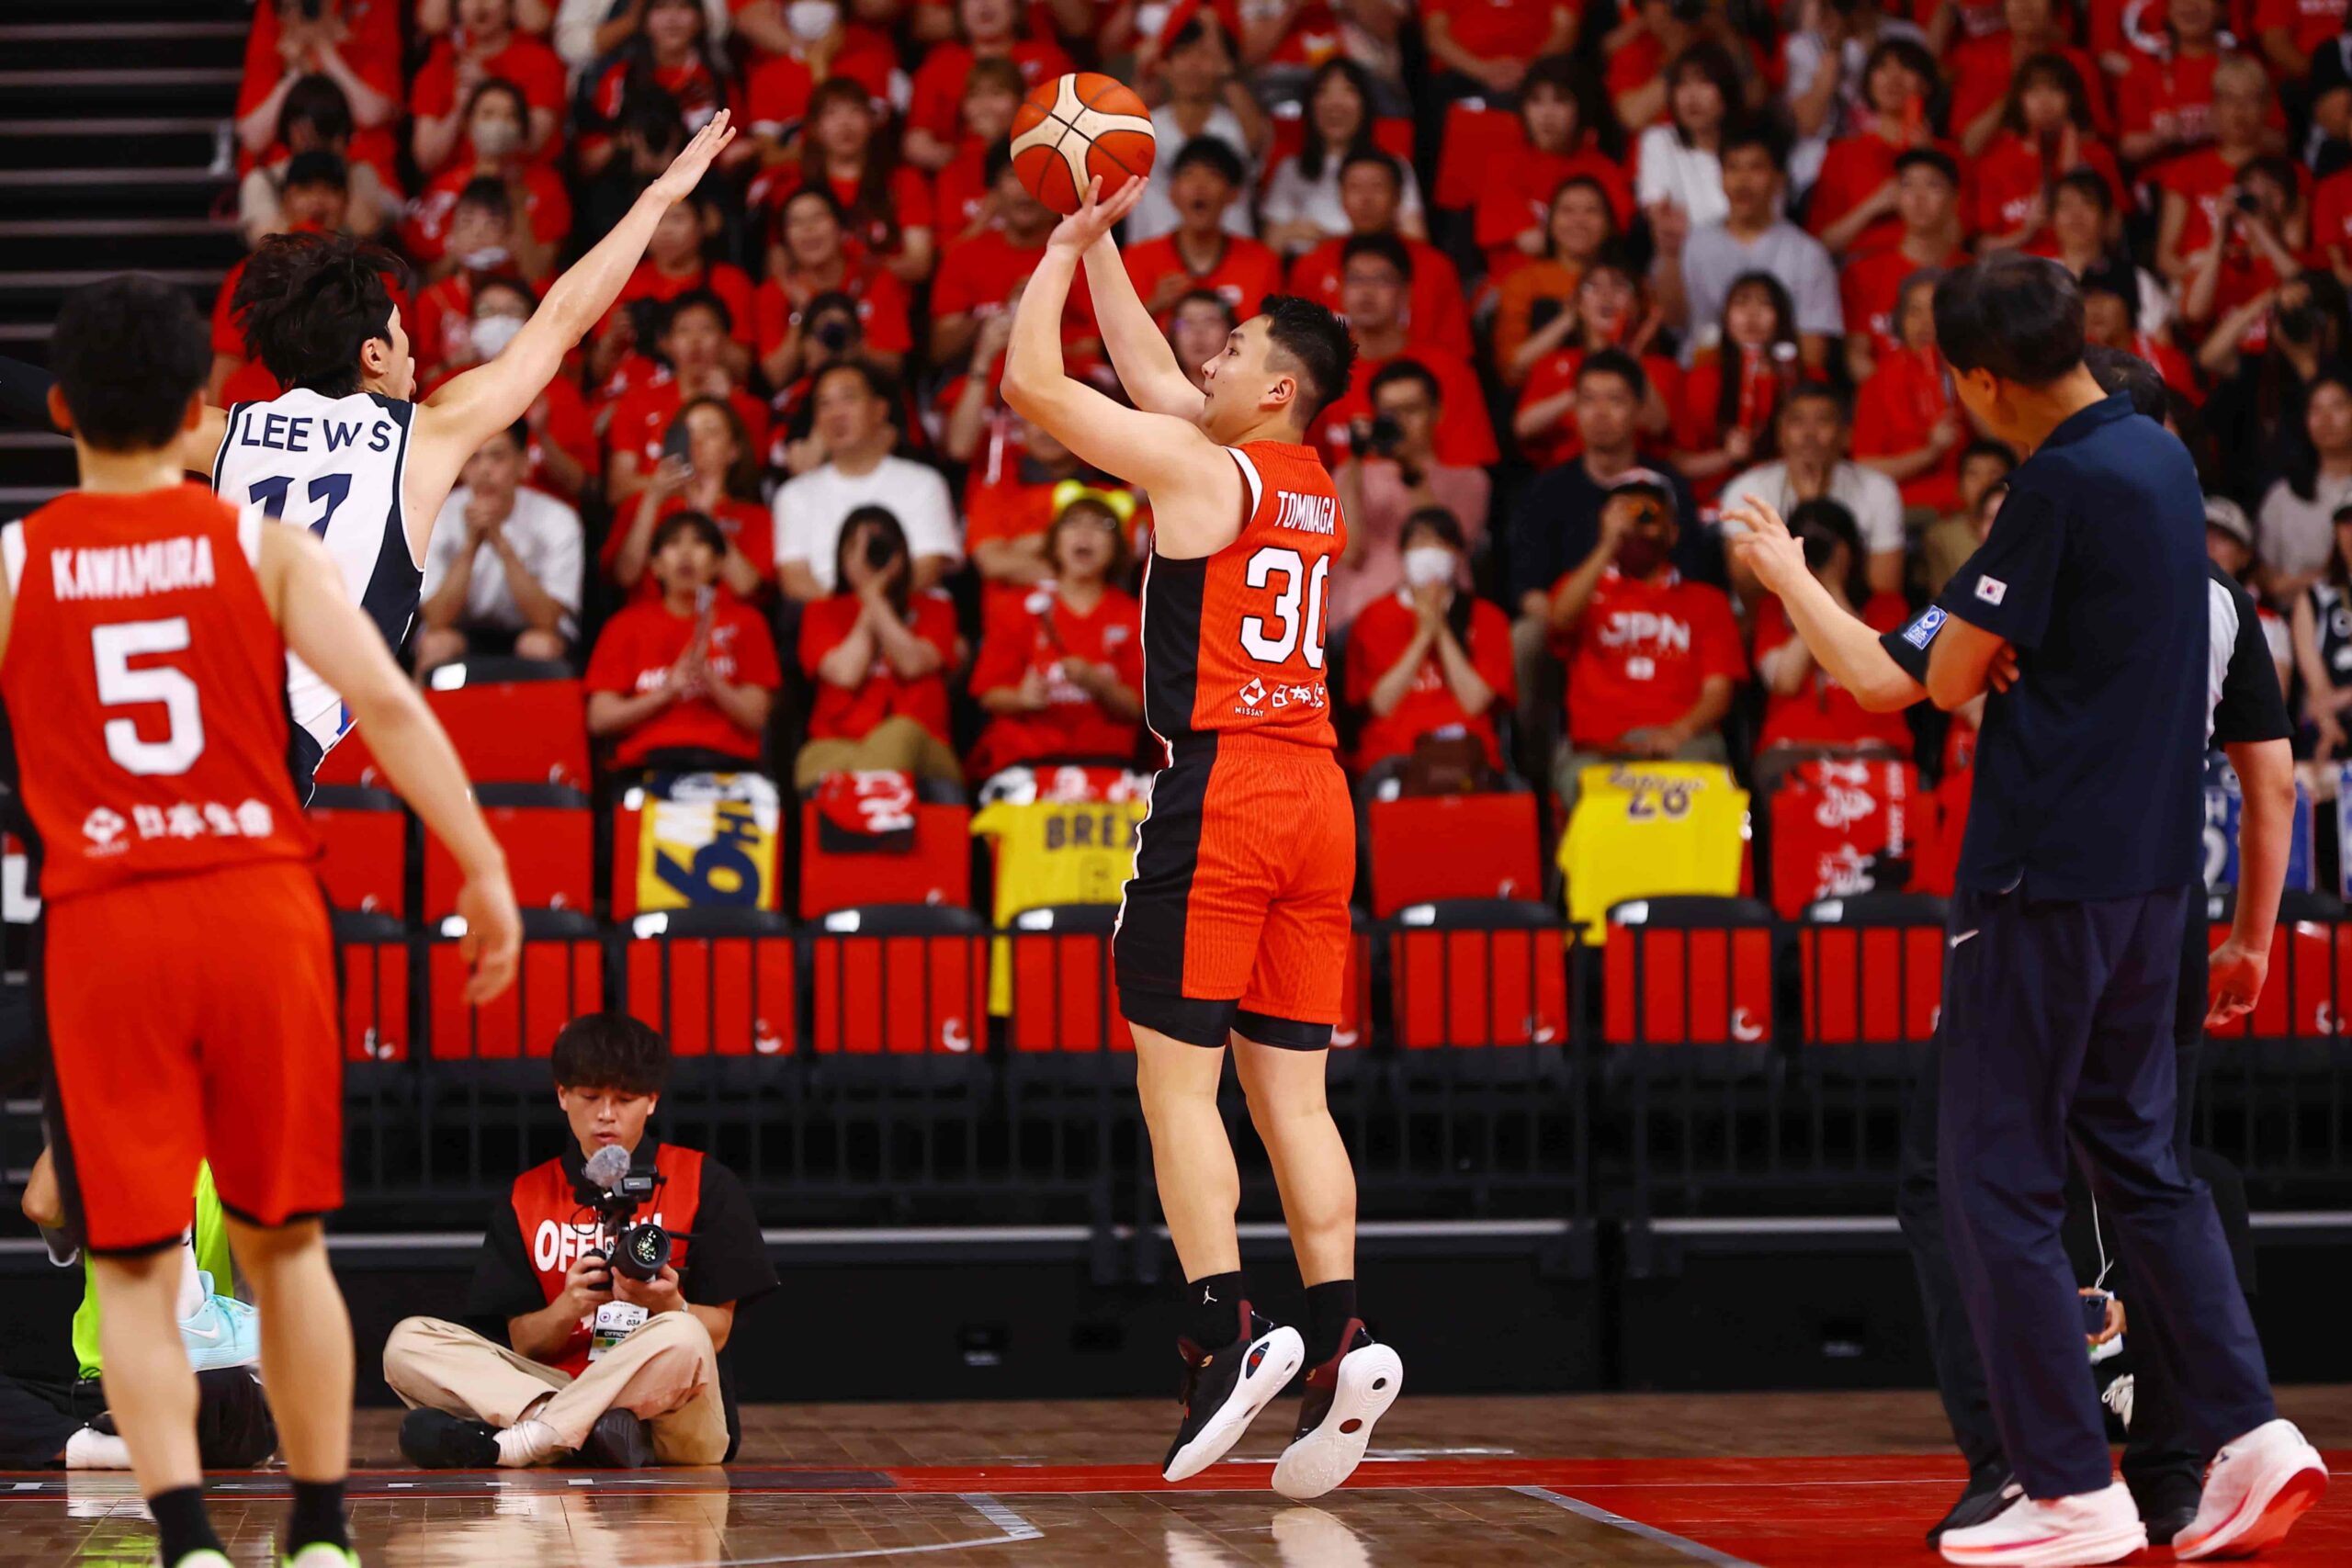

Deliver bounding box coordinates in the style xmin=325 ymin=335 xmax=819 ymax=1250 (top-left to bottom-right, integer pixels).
xmin=1114 ymin=732 xmax=1354 ymax=1048
xmin=43 ymin=860 xmax=342 ymax=1254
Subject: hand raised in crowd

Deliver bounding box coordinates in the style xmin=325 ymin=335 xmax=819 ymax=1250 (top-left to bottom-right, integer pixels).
xmin=646 ymin=454 xmax=692 ymax=503
xmin=1410 ymin=579 xmax=1449 ymax=629
xmin=1016 ymin=666 xmax=1055 ymax=711
xmin=974 ymin=308 xmax=1017 ymax=367
xmin=462 ymin=491 xmax=504 ymax=546
xmin=614 ymin=1263 xmax=689 ymax=1316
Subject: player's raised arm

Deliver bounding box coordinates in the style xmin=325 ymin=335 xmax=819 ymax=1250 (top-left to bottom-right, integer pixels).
xmin=260 ymin=524 xmax=521 ymax=1003
xmin=411 ymin=112 xmax=739 ymax=490
xmin=1001 ymin=177 xmax=1235 ymax=507
xmin=1071 ymin=183 xmax=1206 ymax=421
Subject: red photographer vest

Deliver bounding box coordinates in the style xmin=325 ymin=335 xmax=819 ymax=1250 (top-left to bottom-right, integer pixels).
xmin=505 ymin=1141 xmax=708 ymax=1377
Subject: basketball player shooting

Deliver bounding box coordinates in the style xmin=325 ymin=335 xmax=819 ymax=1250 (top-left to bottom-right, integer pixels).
xmin=20 ymin=275 xmax=523 ymax=1568
xmin=0 ymin=112 xmax=737 ymax=792
xmin=1001 ymin=173 xmax=1403 ymax=1500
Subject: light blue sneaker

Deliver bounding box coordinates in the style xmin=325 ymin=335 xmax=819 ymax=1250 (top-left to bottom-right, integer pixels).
xmin=178 ymin=1273 xmax=261 ymax=1372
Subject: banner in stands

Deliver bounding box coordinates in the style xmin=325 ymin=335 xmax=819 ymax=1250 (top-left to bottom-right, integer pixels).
xmin=629 ymin=773 xmax=784 ymax=914
xmin=2206 ymin=754 xmax=2313 ymax=895
xmin=1768 ymin=758 xmax=1928 ymax=918
xmin=973 ymin=789 xmax=1153 ymax=1015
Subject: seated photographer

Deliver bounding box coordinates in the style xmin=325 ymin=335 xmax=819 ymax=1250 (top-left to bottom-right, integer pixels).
xmin=3 ymin=1152 xmax=274 ymax=1472
xmin=385 ymin=1014 xmax=775 ymax=1470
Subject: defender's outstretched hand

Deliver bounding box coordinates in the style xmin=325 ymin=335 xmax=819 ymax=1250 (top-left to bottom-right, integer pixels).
xmin=647 ymin=110 xmax=737 ymax=205
xmin=1722 ymin=497 xmax=1808 ymax=598
xmin=1050 ymin=175 xmax=1147 ymax=255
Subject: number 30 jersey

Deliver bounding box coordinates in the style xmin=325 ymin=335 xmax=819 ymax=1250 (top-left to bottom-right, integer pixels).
xmin=0 ymin=484 xmax=313 ymax=902
xmin=1141 ymin=440 xmax=1345 ymax=753
xmin=212 ymin=387 xmax=422 ymax=758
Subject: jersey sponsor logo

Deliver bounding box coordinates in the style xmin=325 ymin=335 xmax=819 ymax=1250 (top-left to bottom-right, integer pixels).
xmin=83 ymin=807 xmax=126 ymax=852
xmin=50 ymin=536 xmax=216 ymax=602
xmin=1975 ymin=576 xmax=2007 ymax=605
xmin=1271 ymin=490 xmax=1339 ymax=536
xmin=1903 ymin=605 xmax=1948 ymax=649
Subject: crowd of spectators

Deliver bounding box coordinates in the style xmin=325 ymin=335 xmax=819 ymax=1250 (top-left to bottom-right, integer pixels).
xmin=221 ymin=0 xmax=2352 ymax=814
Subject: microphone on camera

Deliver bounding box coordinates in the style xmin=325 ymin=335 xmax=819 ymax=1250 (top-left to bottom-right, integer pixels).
xmin=582 ymin=1142 xmax=630 ymax=1193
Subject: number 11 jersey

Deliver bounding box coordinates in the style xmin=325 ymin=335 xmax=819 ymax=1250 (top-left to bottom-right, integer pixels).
xmin=212 ymin=387 xmax=422 ymax=764
xmin=1141 ymin=441 xmax=1345 ymax=755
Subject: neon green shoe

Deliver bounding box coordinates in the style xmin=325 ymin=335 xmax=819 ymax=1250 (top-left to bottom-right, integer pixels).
xmin=281 ymin=1546 xmax=360 ymax=1568
xmin=168 ymin=1552 xmax=233 ymax=1568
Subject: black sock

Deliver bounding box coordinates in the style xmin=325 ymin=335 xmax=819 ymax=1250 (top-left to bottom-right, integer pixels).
xmin=1306 ymin=1279 xmax=1358 ymax=1366
xmin=147 ymin=1485 xmax=223 ymax=1566
xmin=1182 ymin=1270 xmax=1248 ymax=1348
xmin=287 ymin=1478 xmax=350 ymax=1553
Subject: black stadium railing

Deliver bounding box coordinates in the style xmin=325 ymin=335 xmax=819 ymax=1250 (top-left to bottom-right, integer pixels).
xmin=6 ymin=893 xmax=2351 ymax=1231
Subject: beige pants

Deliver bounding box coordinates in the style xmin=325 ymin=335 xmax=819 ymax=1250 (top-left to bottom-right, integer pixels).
xmin=380 ymin=1311 xmax=729 ymax=1464
xmin=793 ymin=714 xmax=965 ymax=791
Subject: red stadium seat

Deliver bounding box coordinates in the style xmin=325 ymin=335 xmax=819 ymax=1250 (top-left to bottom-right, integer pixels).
xmin=1602 ymin=896 xmax=1776 ymax=1057
xmin=423 ymin=658 xmax=590 ymax=790
xmin=333 ymin=909 xmax=412 ymax=1070
xmin=1388 ymin=898 xmax=1570 ymax=1053
xmin=421 ymin=784 xmax=593 ymax=921
xmin=622 ymin=908 xmax=797 ymax=1081
xmin=2206 ymin=892 xmax=2350 ymax=1056
xmin=808 ymin=906 xmax=988 ymax=1056
xmin=1796 ymin=893 xmax=1948 ymax=1080
xmin=1434 ymin=102 xmax=1519 ymax=210
xmin=309 ymin=784 xmax=408 ymax=918
xmin=1367 ymin=792 xmax=1543 ymax=918
xmin=798 ymin=799 xmax=972 ymax=919
xmin=311 ymin=727 xmax=381 ymax=790
xmin=426 ymin=908 xmax=605 ymax=1068
xmin=1006 ymin=904 xmax=1124 ymax=1054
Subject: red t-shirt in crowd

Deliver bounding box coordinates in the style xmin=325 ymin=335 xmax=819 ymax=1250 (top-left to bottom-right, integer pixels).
xmin=612 ymin=261 xmax=758 ymax=345
xmin=236 ymin=0 xmax=402 ymax=179
xmin=1342 ymin=591 xmax=1517 ymax=770
xmin=1840 ymin=244 xmax=1970 ymax=358
xmin=1671 ymin=354 xmax=1792 ymax=502
xmin=934 ymin=229 xmax=1098 ymax=341
xmin=2309 ymin=166 xmax=2352 ymax=267
xmin=1810 ymin=132 xmax=1970 ymax=257
xmin=1123 ymin=233 xmax=1285 ymax=325
xmin=1516 ymin=346 xmax=1683 ymax=470
xmin=401 ymin=162 xmax=573 ymax=263
xmin=1947 ymin=38 xmax=2113 ymax=138
xmin=409 ymin=33 xmax=569 ymax=170
xmin=753 ymin=265 xmax=914 ymax=359
xmin=1156 ymin=0 xmax=1345 ymax=70
xmin=1851 ymin=346 xmax=1962 ymax=513
xmin=1754 ymin=593 xmax=1916 ymax=755
xmin=1556 ymin=570 xmax=1747 ymax=748
xmin=603 ymin=496 xmax=775 ymax=600
xmin=1287 ymin=238 xmax=1476 ymax=360
xmin=605 ymin=372 xmax=773 ymax=471
xmin=967 ymin=588 xmax=1146 ymax=775
xmin=906 ymin=39 xmax=1074 ymax=142
xmin=1469 ymin=145 xmax=1637 ymax=280
xmin=933 ymin=142 xmax=994 ymax=240
xmin=1313 ymin=349 xmax=1498 ymax=468
xmin=2254 ymin=0 xmax=2346 ymax=58
xmin=738 ymin=14 xmax=898 ymax=94
xmin=797 ymin=592 xmax=961 ymax=747
xmin=579 ymin=57 xmax=741 ymax=165
xmin=2118 ymin=49 xmax=2233 ymax=160
xmin=1971 ymin=134 xmax=2127 ymax=237
xmin=585 ymin=597 xmax=782 ymax=767
xmin=1423 ymin=0 xmax=1565 ymax=58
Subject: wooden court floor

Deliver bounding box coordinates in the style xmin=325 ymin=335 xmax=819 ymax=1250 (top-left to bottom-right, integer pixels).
xmin=2 ymin=1387 xmax=2346 ymax=1566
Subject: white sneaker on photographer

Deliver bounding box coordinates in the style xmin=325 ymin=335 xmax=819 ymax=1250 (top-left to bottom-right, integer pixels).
xmin=2174 ymin=1418 xmax=2328 ymax=1561
xmin=1938 ymin=1479 xmax=2146 ymax=1567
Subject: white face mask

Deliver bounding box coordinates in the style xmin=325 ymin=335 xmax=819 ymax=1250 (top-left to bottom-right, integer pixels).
xmin=459 ymin=244 xmax=513 ymax=273
xmin=472 ymin=119 xmax=523 ymax=158
xmin=470 ymin=313 xmax=525 ymax=358
xmin=1402 ymin=545 xmax=1454 ymax=589
xmin=786 ymin=0 xmax=838 ymax=39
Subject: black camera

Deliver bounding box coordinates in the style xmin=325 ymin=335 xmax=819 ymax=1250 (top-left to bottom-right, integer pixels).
xmin=1359 ymin=413 xmax=1405 ymax=457
xmin=813 ymin=315 xmax=856 ymax=353
xmin=865 ymin=530 xmax=898 ymax=570
xmin=579 ymin=1148 xmax=677 ymax=1282
xmin=2233 ymin=189 xmax=2263 ymax=215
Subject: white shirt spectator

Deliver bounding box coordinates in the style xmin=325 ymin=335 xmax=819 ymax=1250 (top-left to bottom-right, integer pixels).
xmin=2257 ymin=473 xmax=2352 ymax=588
xmin=1720 ymin=459 xmax=1905 ymax=559
xmin=1679 ymin=220 xmax=1844 ymax=364
xmin=1634 ymin=125 xmax=1728 ymax=233
xmin=1260 ymin=150 xmax=1424 ymax=253
xmin=552 ymin=0 xmax=728 ymax=72
xmin=422 ymin=484 xmax=583 ymax=637
xmin=1129 ymin=115 xmax=1258 ymax=244
xmin=774 ymin=455 xmax=961 ymax=592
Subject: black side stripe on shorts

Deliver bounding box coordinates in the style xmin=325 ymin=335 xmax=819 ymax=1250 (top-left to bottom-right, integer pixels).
xmin=1141 ymin=551 xmax=1208 ymax=750
xmin=1113 ymin=734 xmax=1216 ymax=996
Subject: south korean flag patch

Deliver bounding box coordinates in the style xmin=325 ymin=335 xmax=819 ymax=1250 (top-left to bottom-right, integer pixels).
xmin=1903 ymin=606 xmax=1947 ymax=649
xmin=1975 ymin=576 xmax=2007 ymax=606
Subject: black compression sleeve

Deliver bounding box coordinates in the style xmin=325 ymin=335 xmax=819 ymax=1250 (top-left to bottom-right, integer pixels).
xmin=0 ymin=356 xmax=61 ymax=433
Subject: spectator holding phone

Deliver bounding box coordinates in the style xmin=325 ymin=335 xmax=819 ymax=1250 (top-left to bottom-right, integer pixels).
xmin=1331 ymin=362 xmax=1491 ymax=634
xmin=794 ymin=507 xmax=966 ymax=788
xmin=586 ymin=513 xmax=780 ymax=772
xmin=610 ymin=399 xmax=773 ymax=601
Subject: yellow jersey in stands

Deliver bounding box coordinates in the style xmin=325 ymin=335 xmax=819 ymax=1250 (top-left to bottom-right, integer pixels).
xmin=973 ymin=798 xmax=1150 ymax=1013
xmin=1558 ymin=761 xmax=1750 ymax=942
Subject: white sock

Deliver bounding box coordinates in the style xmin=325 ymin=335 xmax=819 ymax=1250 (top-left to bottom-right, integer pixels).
xmin=173 ymin=1234 xmax=205 ymax=1321
xmin=63 ymin=1427 xmax=131 ymax=1470
xmin=494 ymin=1417 xmax=560 ymax=1468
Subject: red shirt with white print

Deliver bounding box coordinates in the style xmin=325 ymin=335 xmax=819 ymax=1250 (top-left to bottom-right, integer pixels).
xmin=1555 ymin=569 xmax=1747 ymax=748
xmin=585 ymin=597 xmax=782 ymax=768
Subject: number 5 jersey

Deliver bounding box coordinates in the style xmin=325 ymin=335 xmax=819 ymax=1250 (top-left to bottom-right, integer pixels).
xmin=211 ymin=387 xmax=422 ymax=769
xmin=0 ymin=483 xmax=313 ymax=900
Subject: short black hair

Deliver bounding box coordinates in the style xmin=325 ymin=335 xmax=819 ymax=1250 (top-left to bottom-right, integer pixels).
xmin=550 ymin=1012 xmax=670 ymax=1095
xmin=812 ymin=356 xmax=889 ymax=404
xmin=2054 ymin=166 xmax=2113 ymax=215
xmin=2083 ymin=344 xmax=2166 ymax=420
xmin=232 ymin=231 xmax=409 ymax=397
xmin=780 ymin=182 xmax=851 ymax=228
xmin=650 ymin=508 xmax=726 ymax=557
xmin=282 ymin=150 xmax=348 ymax=193
xmin=1960 ymin=436 xmax=2018 ymax=473
xmin=661 ymin=287 xmax=732 ymax=338
xmin=279 ymin=73 xmax=353 ymax=147
xmin=1340 ymin=231 xmax=1412 ymax=282
xmin=464 ymin=74 xmax=530 ymax=130
xmin=51 ymin=274 xmax=211 ymax=453
xmin=1720 ymin=125 xmax=1786 ymax=172
xmin=1256 ymin=294 xmax=1355 ymax=428
xmin=1865 ymin=37 xmax=1940 ymax=95
xmin=1399 ymin=505 xmax=1466 ymax=552
xmin=1894 ymin=147 xmax=1959 ymax=187
xmin=1576 ymin=346 xmax=1647 ymax=400
xmin=1368 ymin=358 xmax=1441 ymax=407
xmin=1933 ymin=255 xmax=2084 ymax=387
xmin=1339 ymin=147 xmax=1404 ymax=187
xmin=1781 ymin=380 xmax=1849 ymax=423
xmin=455 ymin=175 xmax=512 ymax=220
xmin=472 ymin=274 xmax=536 ymax=315
xmin=1172 ymin=288 xmax=1238 ymax=325
xmin=1171 ymin=135 xmax=1246 ymax=187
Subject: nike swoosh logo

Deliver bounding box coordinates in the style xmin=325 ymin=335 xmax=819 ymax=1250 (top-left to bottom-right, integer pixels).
xmin=181 ymin=1319 xmax=227 ymax=1344
xmin=1950 ymin=930 xmax=1980 ymax=950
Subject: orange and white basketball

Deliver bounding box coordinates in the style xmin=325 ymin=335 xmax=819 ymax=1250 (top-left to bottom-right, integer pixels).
xmin=1010 ymin=73 xmax=1156 ymax=216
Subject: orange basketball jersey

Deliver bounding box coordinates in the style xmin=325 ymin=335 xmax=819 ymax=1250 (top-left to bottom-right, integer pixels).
xmin=0 ymin=483 xmax=313 ymax=902
xmin=1141 ymin=440 xmax=1345 ymax=752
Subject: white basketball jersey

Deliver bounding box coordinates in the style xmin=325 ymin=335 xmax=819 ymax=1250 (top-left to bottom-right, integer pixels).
xmin=210 ymin=387 xmax=422 ymax=768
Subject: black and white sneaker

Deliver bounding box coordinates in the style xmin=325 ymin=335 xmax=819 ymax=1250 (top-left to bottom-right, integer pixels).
xmin=1160 ymin=1305 xmax=1305 ymax=1483
xmin=399 ymin=1407 xmax=501 ymax=1469
xmin=1272 ymin=1322 xmax=1402 ymax=1501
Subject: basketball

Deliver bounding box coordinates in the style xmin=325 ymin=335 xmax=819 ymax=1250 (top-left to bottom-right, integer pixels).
xmin=1011 ymin=72 xmax=1156 ymax=216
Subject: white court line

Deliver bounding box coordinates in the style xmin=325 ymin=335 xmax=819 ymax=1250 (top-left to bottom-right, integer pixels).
xmin=1514 ymin=1484 xmax=1765 ymax=1568
xmin=629 ymin=1493 xmax=1042 ymax=1568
